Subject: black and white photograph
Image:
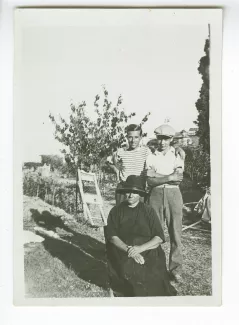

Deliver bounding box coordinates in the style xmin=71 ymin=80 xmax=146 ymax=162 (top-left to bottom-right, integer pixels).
xmin=13 ymin=8 xmax=222 ymax=305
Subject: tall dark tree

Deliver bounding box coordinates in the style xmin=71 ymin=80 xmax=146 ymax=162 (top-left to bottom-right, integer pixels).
xmin=194 ymin=30 xmax=210 ymax=154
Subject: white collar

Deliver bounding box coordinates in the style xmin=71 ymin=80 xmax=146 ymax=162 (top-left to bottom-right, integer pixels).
xmin=154 ymin=146 xmax=175 ymax=156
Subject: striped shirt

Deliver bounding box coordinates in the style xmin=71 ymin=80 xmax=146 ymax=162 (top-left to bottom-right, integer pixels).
xmin=114 ymin=145 xmax=151 ymax=182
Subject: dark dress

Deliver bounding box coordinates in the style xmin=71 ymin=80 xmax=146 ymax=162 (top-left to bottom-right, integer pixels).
xmin=105 ymin=201 xmax=176 ymax=297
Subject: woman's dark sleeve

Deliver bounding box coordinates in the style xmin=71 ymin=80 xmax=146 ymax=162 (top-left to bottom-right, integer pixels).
xmin=148 ymin=207 xmax=165 ymax=243
xmin=105 ymin=207 xmax=119 ymax=241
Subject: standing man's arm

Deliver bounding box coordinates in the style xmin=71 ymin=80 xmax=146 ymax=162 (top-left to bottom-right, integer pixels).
xmin=107 ymin=164 xmax=120 ymax=181
xmin=147 ymin=171 xmax=183 ymax=187
xmin=145 ymin=153 xmax=183 ymax=188
xmin=113 ymin=150 xmax=126 ymax=174
xmin=108 ymin=164 xmax=118 ymax=174
xmin=174 ymin=146 xmax=186 ymax=161
xmin=106 ymin=152 xmax=121 ymax=181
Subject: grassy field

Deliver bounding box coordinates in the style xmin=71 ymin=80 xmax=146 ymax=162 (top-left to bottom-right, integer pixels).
xmin=23 ymin=188 xmax=211 ymax=298
xmin=24 ymin=242 xmax=109 ymax=298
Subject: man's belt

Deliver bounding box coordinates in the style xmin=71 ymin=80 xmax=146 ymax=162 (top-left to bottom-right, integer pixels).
xmin=156 ymin=184 xmax=179 ymax=189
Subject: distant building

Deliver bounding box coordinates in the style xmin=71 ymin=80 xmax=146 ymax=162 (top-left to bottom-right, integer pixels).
xmin=145 ymin=128 xmax=199 ymax=150
xmin=174 ymin=130 xmax=191 ymax=146
xmin=39 ymin=164 xmax=51 ymax=177
xmin=190 ymin=135 xmax=200 ymax=147
xmin=188 ymin=128 xmax=198 ymax=136
xmin=174 ymin=128 xmax=199 ymax=147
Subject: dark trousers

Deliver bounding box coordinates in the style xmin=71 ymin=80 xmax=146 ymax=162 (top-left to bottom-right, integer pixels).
xmin=115 ymin=182 xmax=145 ymax=206
xmin=149 ymin=187 xmax=183 ymax=275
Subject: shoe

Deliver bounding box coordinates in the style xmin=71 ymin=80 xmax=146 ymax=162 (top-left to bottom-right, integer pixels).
xmin=169 ymin=272 xmax=182 ymax=283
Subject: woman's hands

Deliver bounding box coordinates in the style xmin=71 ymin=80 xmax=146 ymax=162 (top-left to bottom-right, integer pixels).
xmin=127 ymin=237 xmax=162 ymax=264
xmin=127 ymin=246 xmax=145 ymax=264
xmin=133 ymin=254 xmax=145 ymax=265
xmin=127 ymin=236 xmax=162 ymax=264
xmin=127 ymin=245 xmax=143 ymax=258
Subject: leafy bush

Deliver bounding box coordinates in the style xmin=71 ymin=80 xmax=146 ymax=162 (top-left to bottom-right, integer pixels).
xmin=22 ymin=169 xmax=117 ymax=216
xmin=184 ymin=146 xmax=210 ymax=188
xmin=23 ymin=162 xmax=42 ymax=170
xmin=40 ymin=155 xmax=64 ymax=171
xmin=23 ymin=170 xmax=81 ymax=215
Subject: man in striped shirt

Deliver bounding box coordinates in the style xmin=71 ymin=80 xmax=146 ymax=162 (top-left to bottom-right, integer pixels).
xmin=112 ymin=124 xmax=150 ymax=205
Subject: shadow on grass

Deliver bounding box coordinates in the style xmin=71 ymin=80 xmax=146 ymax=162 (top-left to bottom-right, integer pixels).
xmin=43 ymin=238 xmax=108 ymax=290
xmin=30 ymin=209 xmax=109 ymax=290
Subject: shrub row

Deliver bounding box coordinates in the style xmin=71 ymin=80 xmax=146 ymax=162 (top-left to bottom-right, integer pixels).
xmin=23 ymin=170 xmax=82 ymax=215
xmin=22 ymin=170 xmax=117 ymax=216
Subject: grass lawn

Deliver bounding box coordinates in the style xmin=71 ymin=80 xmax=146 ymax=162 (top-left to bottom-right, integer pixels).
xmin=24 ymin=242 xmax=109 ymax=298
xmin=164 ymin=229 xmax=211 ymax=296
xmin=23 ymin=190 xmax=211 ymax=298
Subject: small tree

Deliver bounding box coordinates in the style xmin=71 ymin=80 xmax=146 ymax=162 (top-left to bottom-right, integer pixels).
xmin=49 ymin=87 xmax=150 ymax=176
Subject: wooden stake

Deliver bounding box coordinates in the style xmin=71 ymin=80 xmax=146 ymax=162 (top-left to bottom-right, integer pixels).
xmin=182 ymin=220 xmax=201 ymax=231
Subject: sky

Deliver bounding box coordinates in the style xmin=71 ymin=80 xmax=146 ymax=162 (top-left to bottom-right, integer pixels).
xmin=15 ymin=10 xmax=209 ymax=162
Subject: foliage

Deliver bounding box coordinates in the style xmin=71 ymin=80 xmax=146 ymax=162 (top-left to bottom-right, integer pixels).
xmin=49 ymin=86 xmax=150 ymax=174
xmin=183 ymin=145 xmax=210 ymax=188
xmin=23 ymin=162 xmax=42 ymax=170
xmin=194 ymin=37 xmax=210 ymax=154
xmin=23 ymin=170 xmax=80 ymax=215
xmin=22 ymin=169 xmax=116 ymax=216
xmin=40 ymin=155 xmax=64 ymax=171
xmin=23 ymin=170 xmax=41 ymax=195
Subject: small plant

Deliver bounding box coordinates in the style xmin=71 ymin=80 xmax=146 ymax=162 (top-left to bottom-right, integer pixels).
xmin=183 ymin=146 xmax=210 ymax=188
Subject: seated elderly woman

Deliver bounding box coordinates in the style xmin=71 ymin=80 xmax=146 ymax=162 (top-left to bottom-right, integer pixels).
xmin=105 ymin=175 xmax=176 ymax=297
